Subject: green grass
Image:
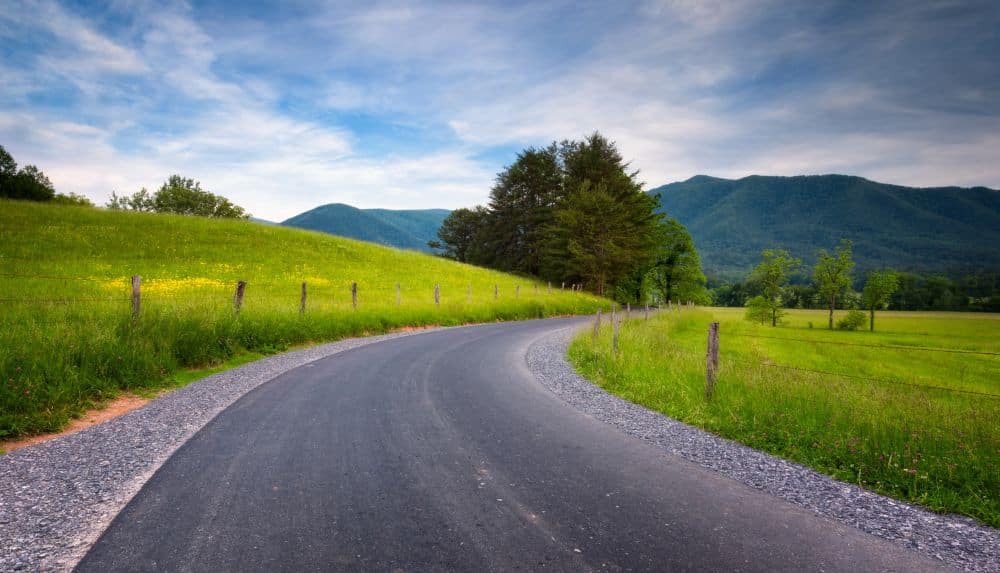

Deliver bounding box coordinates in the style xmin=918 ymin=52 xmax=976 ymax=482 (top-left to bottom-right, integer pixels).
xmin=568 ymin=307 xmax=1000 ymax=527
xmin=0 ymin=200 xmax=604 ymax=438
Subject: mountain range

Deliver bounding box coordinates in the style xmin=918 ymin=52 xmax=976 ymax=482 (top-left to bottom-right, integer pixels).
xmin=280 ymin=175 xmax=1000 ymax=279
xmin=281 ymin=203 xmax=450 ymax=252
xmin=648 ymin=175 xmax=1000 ymax=279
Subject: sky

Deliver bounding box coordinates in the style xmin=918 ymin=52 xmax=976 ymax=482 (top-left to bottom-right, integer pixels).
xmin=1 ymin=0 xmax=998 ymax=221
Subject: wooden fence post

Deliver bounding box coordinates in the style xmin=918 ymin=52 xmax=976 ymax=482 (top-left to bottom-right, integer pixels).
xmin=645 ymin=304 xmax=649 ymax=320
xmin=494 ymin=284 xmax=499 ymax=300
xmin=705 ymin=322 xmax=720 ymax=399
xmin=612 ymin=309 xmax=620 ymax=355
xmin=396 ymin=283 xmax=401 ymax=306
xmin=300 ymin=281 xmax=307 ymax=314
xmin=351 ymin=282 xmax=358 ymax=310
xmin=434 ymin=284 xmax=440 ymax=306
xmin=547 ymin=282 xmax=552 ymax=294
xmin=592 ymin=309 xmax=601 ymax=342
xmin=561 ymin=282 xmax=565 ymax=290
xmin=626 ymin=303 xmax=631 ymax=321
xmin=516 ymin=284 xmax=520 ymax=298
xmin=233 ymin=280 xmax=246 ymax=314
xmin=534 ymin=284 xmax=538 ymax=296
xmin=131 ymin=275 xmax=141 ymax=320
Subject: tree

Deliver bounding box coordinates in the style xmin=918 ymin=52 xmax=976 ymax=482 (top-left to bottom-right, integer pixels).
xmin=52 ymin=192 xmax=94 ymax=207
xmin=107 ymin=176 xmax=250 ymax=219
xmin=647 ymin=218 xmax=707 ymax=305
xmin=0 ymin=146 xmax=56 ymax=202
xmin=862 ymin=269 xmax=899 ymax=331
xmin=813 ymin=239 xmax=855 ymax=329
xmin=543 ymin=133 xmax=661 ymax=297
xmin=748 ymin=249 xmax=800 ymax=326
xmin=482 ymin=145 xmax=563 ymax=274
xmin=430 ymin=206 xmax=489 ymax=263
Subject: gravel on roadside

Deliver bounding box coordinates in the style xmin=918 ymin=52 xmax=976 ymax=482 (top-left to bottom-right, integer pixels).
xmin=0 ymin=330 xmax=433 ymax=572
xmin=525 ymin=325 xmax=999 ymax=573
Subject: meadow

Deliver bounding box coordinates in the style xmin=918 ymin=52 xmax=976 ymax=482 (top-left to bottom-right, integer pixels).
xmin=0 ymin=201 xmax=604 ymax=439
xmin=569 ymin=307 xmax=999 ymax=527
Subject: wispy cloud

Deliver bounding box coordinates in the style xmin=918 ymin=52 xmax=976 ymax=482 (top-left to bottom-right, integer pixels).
xmin=0 ymin=0 xmax=997 ymax=219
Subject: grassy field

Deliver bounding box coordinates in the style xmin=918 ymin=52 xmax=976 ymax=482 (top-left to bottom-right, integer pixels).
xmin=568 ymin=307 xmax=999 ymax=527
xmin=0 ymin=200 xmax=604 ymax=439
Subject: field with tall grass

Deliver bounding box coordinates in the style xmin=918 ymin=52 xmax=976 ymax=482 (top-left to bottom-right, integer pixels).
xmin=0 ymin=200 xmax=603 ymax=439
xmin=569 ymin=307 xmax=999 ymax=527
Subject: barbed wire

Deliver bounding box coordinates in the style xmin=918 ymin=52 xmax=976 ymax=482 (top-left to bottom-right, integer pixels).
xmin=729 ymin=332 xmax=999 ymax=357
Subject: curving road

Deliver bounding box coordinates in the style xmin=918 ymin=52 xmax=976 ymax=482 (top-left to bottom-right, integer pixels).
xmin=76 ymin=317 xmax=946 ymax=572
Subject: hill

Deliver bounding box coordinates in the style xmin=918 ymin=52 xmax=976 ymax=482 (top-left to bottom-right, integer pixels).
xmin=0 ymin=201 xmax=599 ymax=438
xmin=281 ymin=204 xmax=450 ymax=252
xmin=648 ymin=174 xmax=1000 ymax=280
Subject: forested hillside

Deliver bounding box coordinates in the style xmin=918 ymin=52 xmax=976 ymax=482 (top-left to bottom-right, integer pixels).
xmin=649 ymin=175 xmax=1000 ymax=280
xmin=281 ymin=204 xmax=449 ymax=252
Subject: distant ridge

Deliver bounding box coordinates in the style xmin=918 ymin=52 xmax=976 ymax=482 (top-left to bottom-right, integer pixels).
xmin=281 ymin=203 xmax=450 ymax=252
xmin=649 ymin=174 xmax=1000 ymax=279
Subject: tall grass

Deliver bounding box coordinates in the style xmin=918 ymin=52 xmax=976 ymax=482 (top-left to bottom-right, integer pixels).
xmin=0 ymin=201 xmax=604 ymax=438
xmin=569 ymin=307 xmax=999 ymax=527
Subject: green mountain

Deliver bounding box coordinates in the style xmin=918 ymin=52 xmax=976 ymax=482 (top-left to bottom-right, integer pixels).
xmin=281 ymin=204 xmax=450 ymax=252
xmin=649 ymin=175 xmax=1000 ymax=280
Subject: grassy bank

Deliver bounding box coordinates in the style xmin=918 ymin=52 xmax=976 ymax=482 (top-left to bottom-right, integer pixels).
xmin=0 ymin=201 xmax=604 ymax=438
xmin=568 ymin=307 xmax=999 ymax=527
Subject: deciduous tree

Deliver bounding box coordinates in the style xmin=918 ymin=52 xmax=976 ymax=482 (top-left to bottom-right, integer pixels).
xmin=748 ymin=248 xmax=800 ymax=326
xmin=813 ymin=239 xmax=855 ymax=329
xmin=862 ymin=269 xmax=899 ymax=331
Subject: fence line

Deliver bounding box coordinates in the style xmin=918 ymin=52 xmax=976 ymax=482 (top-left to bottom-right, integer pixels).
xmin=595 ymin=312 xmax=1000 ymax=400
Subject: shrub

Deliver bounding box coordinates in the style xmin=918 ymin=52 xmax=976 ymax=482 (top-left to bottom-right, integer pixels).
xmin=836 ymin=309 xmax=867 ymax=330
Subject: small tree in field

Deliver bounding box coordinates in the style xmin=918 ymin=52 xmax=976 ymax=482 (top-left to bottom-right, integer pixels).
xmin=813 ymin=239 xmax=855 ymax=329
xmin=862 ymin=269 xmax=899 ymax=331
xmin=748 ymin=248 xmax=800 ymax=326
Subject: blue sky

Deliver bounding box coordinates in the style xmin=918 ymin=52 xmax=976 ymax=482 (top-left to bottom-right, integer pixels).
xmin=1 ymin=0 xmax=998 ymax=220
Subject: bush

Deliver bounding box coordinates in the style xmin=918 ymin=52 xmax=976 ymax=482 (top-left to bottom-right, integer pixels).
xmin=836 ymin=309 xmax=867 ymax=330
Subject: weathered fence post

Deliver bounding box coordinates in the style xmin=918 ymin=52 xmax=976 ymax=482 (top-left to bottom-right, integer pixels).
xmin=561 ymin=282 xmax=565 ymax=290
xmin=351 ymin=282 xmax=358 ymax=310
xmin=592 ymin=309 xmax=602 ymax=342
xmin=705 ymin=322 xmax=720 ymax=399
xmin=434 ymin=284 xmax=440 ymax=306
xmin=494 ymin=284 xmax=499 ymax=300
xmin=547 ymin=282 xmax=552 ymax=294
xmin=131 ymin=275 xmax=141 ymax=320
xmin=626 ymin=303 xmax=631 ymax=321
xmin=233 ymin=280 xmax=246 ymax=314
xmin=645 ymin=304 xmax=649 ymax=320
xmin=300 ymin=281 xmax=307 ymax=314
xmin=534 ymin=284 xmax=538 ymax=296
xmin=516 ymin=284 xmax=520 ymax=298
xmin=612 ymin=309 xmax=620 ymax=355
xmin=396 ymin=283 xmax=401 ymax=306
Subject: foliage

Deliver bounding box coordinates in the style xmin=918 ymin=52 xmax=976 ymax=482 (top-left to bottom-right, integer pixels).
xmin=569 ymin=308 xmax=1000 ymax=527
xmin=836 ymin=309 xmax=867 ymax=330
xmin=744 ymin=295 xmax=782 ymax=325
xmin=0 ymin=145 xmax=56 ymax=202
xmin=107 ymin=175 xmax=250 ymax=219
xmin=646 ymin=218 xmax=708 ymax=305
xmin=0 ymin=201 xmax=604 ymax=439
xmin=748 ymin=249 xmax=800 ymax=326
xmin=283 ymin=204 xmax=449 ymax=253
xmin=51 ymin=192 xmax=95 ymax=207
xmin=433 ymin=132 xmax=664 ymax=301
xmin=814 ymin=240 xmax=855 ymax=329
xmin=649 ymin=174 xmax=1000 ymax=280
xmin=431 ymin=206 xmax=489 ymax=262
xmin=862 ymin=269 xmax=900 ymax=331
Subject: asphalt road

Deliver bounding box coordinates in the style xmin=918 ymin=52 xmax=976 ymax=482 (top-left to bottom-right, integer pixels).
xmin=76 ymin=317 xmax=947 ymax=572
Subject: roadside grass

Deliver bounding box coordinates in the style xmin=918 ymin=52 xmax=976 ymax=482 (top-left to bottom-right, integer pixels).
xmin=0 ymin=200 xmax=603 ymax=439
xmin=568 ymin=307 xmax=999 ymax=527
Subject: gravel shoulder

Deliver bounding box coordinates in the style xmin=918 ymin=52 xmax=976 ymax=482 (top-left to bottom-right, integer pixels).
xmin=0 ymin=330 xmax=437 ymax=572
xmin=525 ymin=324 xmax=999 ymax=573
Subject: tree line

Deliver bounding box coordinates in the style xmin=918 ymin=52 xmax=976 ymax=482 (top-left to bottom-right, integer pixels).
xmin=430 ymin=132 xmax=708 ymax=304
xmin=1 ymin=144 xmax=249 ymax=219
xmin=728 ymin=240 xmax=998 ymax=330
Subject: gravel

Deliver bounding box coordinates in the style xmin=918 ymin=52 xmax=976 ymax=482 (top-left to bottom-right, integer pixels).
xmin=525 ymin=324 xmax=1000 ymax=573
xmin=0 ymin=330 xmax=435 ymax=572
